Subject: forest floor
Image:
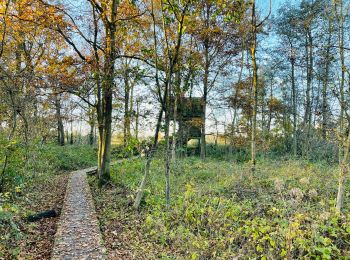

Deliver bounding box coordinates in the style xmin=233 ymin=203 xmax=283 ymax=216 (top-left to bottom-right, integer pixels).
xmin=0 ymin=144 xmax=97 ymax=259
xmin=1 ymin=145 xmax=350 ymax=259
xmin=89 ymin=156 xmax=350 ymax=259
xmin=1 ymin=172 xmax=68 ymax=259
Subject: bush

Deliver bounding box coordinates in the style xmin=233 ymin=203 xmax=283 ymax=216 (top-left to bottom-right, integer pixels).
xmin=111 ymin=138 xmax=141 ymax=159
xmin=0 ymin=143 xmax=96 ymax=258
xmin=38 ymin=144 xmax=97 ymax=171
xmin=104 ymin=157 xmax=350 ymax=258
xmin=1 ymin=141 xmax=96 ymax=192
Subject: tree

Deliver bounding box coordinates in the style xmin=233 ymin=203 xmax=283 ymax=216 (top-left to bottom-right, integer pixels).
xmin=276 ymin=4 xmax=300 ymax=157
xmin=334 ymin=0 xmax=350 ymax=213
xmin=249 ymin=0 xmax=271 ymax=173
xmin=133 ymin=0 xmax=191 ymax=208
xmin=0 ymin=0 xmax=66 ymax=190
xmin=55 ymin=93 xmax=65 ymax=146
xmin=41 ymin=0 xmax=145 ymax=185
xmin=189 ymin=0 xmax=245 ymax=160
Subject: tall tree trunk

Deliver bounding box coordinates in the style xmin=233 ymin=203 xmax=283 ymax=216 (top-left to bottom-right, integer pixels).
xmin=123 ymin=67 xmax=130 ymax=147
xmin=308 ymin=33 xmax=313 ymax=130
xmin=321 ymin=23 xmax=331 ymax=139
xmin=135 ymin=99 xmax=139 ymax=141
xmin=291 ymin=48 xmax=297 ymax=157
xmin=99 ymin=82 xmax=112 ymax=185
xmin=303 ymin=30 xmax=313 ymax=156
xmin=171 ymin=93 xmax=177 ymax=161
xmin=338 ymin=3 xmax=345 ymax=163
xmin=304 ymin=35 xmax=310 ymax=127
xmin=89 ymin=112 xmax=95 ymax=146
xmin=87 ymin=94 xmax=95 ymax=146
xmin=91 ymin=2 xmax=103 ymax=175
xmin=171 ymin=69 xmax=180 ymax=161
xmin=230 ymin=46 xmax=245 ymax=154
xmin=230 ymin=107 xmax=237 ymax=155
xmin=134 ymin=108 xmax=163 ymax=209
xmin=0 ymin=95 xmax=17 ymax=192
xmin=336 ymin=1 xmax=347 ymax=212
xmin=336 ymin=123 xmax=350 ymax=212
xmin=200 ymin=5 xmax=210 ymax=161
xmin=55 ymin=94 xmax=65 ymax=146
xmin=90 ymin=123 xmax=94 ymax=145
xmin=66 ymin=129 xmax=69 ymax=144
xmin=96 ymin=75 xmax=104 ymax=183
xmin=215 ymin=118 xmax=218 ymax=148
xmin=164 ymin=106 xmax=171 ymax=207
xmin=98 ymin=0 xmax=118 ymax=185
xmin=70 ymin=117 xmax=73 ymax=145
xmin=201 ymin=44 xmax=209 ymax=160
xmin=250 ymin=0 xmax=258 ymax=173
xmin=261 ymin=99 xmax=266 ymax=136
xmin=267 ymin=77 xmax=273 ymax=133
xmin=313 ymin=79 xmax=320 ymax=129
xmin=129 ymin=82 xmax=134 ymax=137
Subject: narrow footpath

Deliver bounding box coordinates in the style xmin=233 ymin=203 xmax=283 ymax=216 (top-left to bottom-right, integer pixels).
xmin=51 ymin=167 xmax=106 ymax=259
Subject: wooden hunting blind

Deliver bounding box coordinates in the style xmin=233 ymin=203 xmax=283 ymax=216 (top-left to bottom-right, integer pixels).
xmin=170 ymin=97 xmax=204 ymax=154
xmin=170 ymin=97 xmax=203 ymax=120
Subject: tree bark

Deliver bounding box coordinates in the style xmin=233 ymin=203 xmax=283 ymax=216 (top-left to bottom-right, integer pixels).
xmin=133 ymin=108 xmax=163 ymax=209
xmin=291 ymin=48 xmax=297 ymax=157
xmin=338 ymin=2 xmax=345 ymax=163
xmin=201 ymin=42 xmax=209 ymax=160
xmin=123 ymin=66 xmax=131 ymax=147
xmin=336 ymin=1 xmax=348 ymax=212
xmin=267 ymin=77 xmax=273 ymax=133
xmin=0 ymin=98 xmax=17 ymax=192
xmin=171 ymin=93 xmax=177 ymax=161
xmin=164 ymin=107 xmax=171 ymax=207
xmin=89 ymin=105 xmax=95 ymax=146
xmin=70 ymin=117 xmax=73 ymax=145
xmin=336 ymin=125 xmax=350 ymax=212
xmin=250 ymin=0 xmax=258 ymax=173
xmin=303 ymin=30 xmax=313 ymax=156
xmin=321 ymin=16 xmax=332 ymax=139
xmin=55 ymin=93 xmax=65 ymax=146
xmin=135 ymin=99 xmax=140 ymax=141
xmin=97 ymin=0 xmax=118 ymax=185
xmin=200 ymin=4 xmax=210 ymax=161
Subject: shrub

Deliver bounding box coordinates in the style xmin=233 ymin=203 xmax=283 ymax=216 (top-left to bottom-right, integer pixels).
xmin=106 ymin=157 xmax=350 ymax=258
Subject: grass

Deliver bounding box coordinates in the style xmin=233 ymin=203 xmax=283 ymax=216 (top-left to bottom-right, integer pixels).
xmin=90 ymin=156 xmax=350 ymax=259
xmin=0 ymin=144 xmax=97 ymax=258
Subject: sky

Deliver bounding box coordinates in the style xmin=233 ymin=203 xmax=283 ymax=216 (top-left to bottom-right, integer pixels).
xmin=257 ymin=0 xmax=298 ymax=16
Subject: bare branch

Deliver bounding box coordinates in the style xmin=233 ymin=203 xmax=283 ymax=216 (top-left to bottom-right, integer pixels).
xmin=56 ymin=26 xmax=88 ymax=62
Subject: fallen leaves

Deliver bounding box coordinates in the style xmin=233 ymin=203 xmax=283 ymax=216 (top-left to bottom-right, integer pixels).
xmin=13 ymin=173 xmax=68 ymax=259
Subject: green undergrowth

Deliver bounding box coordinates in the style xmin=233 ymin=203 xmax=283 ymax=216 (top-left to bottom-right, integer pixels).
xmin=93 ymin=157 xmax=350 ymax=259
xmin=1 ymin=143 xmax=97 ymax=191
xmin=0 ymin=144 xmax=96 ymax=258
xmin=38 ymin=144 xmax=97 ymax=171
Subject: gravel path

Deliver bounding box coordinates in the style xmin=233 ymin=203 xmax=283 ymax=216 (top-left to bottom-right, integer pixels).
xmin=51 ymin=168 xmax=106 ymax=259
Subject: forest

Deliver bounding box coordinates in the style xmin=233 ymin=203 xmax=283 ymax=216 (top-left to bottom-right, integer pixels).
xmin=1 ymin=0 xmax=350 ymax=258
